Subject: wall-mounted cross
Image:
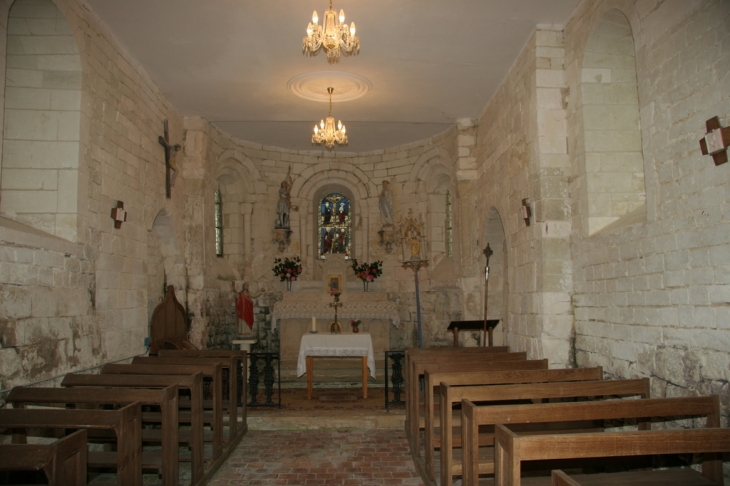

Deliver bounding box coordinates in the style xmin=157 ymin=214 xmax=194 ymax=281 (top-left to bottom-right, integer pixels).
xmin=699 ymin=116 xmax=730 ymax=166
xmin=111 ymin=201 xmax=127 ymax=229
xmin=158 ymin=119 xmax=181 ymax=198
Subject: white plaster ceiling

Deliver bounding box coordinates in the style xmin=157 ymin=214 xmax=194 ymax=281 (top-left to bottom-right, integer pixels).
xmin=86 ymin=0 xmax=581 ymax=153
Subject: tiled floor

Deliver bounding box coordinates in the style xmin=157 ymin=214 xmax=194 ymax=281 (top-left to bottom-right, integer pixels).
xmin=208 ymin=429 xmax=425 ymax=486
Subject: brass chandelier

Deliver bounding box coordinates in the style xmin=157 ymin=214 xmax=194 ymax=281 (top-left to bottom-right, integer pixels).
xmin=303 ymin=0 xmax=359 ymax=63
xmin=312 ymin=87 xmax=348 ymax=150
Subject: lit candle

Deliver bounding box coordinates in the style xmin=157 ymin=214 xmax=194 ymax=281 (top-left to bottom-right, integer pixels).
xmin=311 ymin=316 xmax=316 ymax=332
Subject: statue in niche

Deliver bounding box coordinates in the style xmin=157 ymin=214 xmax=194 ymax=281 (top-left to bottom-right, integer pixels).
xmin=276 ymin=167 xmax=294 ymax=228
xmin=379 ymin=180 xmax=394 ymax=226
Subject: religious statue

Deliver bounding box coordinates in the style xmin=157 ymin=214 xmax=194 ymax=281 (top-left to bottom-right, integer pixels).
xmin=379 ymin=180 xmax=394 ymax=225
xmin=236 ymin=283 xmax=254 ymax=334
xmin=276 ymin=167 xmax=294 ymax=228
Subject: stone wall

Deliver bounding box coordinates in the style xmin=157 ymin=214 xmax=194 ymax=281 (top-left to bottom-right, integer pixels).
xmin=0 ymin=0 xmax=186 ymax=391
xmin=567 ymin=0 xmax=730 ymax=402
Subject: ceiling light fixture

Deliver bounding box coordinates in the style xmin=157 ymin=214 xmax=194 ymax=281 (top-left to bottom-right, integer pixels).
xmin=312 ymin=87 xmax=348 ymax=150
xmin=303 ymin=0 xmax=359 ymax=63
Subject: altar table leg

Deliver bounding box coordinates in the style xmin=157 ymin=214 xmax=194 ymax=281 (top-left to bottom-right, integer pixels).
xmin=306 ymin=355 xmax=313 ymax=400
xmin=362 ymin=356 xmax=368 ymax=399
xmin=453 ymin=328 xmax=459 ymax=347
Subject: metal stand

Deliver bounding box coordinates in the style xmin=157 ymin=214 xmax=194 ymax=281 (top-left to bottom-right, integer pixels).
xmin=403 ymin=259 xmax=428 ymax=348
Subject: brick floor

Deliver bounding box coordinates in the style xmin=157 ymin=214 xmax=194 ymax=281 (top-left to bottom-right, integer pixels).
xmin=208 ymin=429 xmax=425 ymax=486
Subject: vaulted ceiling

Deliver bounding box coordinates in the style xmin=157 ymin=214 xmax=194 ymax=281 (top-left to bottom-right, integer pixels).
xmin=87 ymin=0 xmax=581 ymax=153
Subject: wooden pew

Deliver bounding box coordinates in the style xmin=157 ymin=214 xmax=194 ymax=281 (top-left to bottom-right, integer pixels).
xmin=6 ymin=385 xmax=179 ymax=486
xmin=0 ymin=429 xmax=87 ymax=486
xmin=495 ymin=425 xmax=729 ymax=486
xmin=158 ymin=349 xmax=248 ymax=429
xmin=410 ymin=359 xmax=549 ymax=479
xmin=406 ymin=351 xmax=529 ymax=456
xmin=62 ymin=372 xmax=206 ymax=485
xmin=465 ymin=395 xmax=721 ymax=486
xmin=422 ymin=367 xmax=603 ymax=483
xmin=405 ymin=347 xmax=509 ymax=425
xmin=439 ymin=378 xmax=651 ymax=486
xmin=101 ymin=362 xmax=224 ymax=461
xmin=0 ymin=403 xmax=141 ymax=486
xmin=131 ymin=356 xmax=240 ymax=441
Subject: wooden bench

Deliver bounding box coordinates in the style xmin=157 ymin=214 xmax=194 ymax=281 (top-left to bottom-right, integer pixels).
xmin=495 ymin=424 xmax=729 ymax=486
xmin=438 ymin=378 xmax=651 ymax=486
xmin=62 ymin=372 xmax=206 ymax=485
xmin=0 ymin=429 xmax=87 ymax=486
xmin=131 ymin=356 xmax=241 ymax=440
xmin=421 ymin=367 xmax=603 ymax=483
xmin=406 ymin=351 xmax=528 ymax=455
xmin=411 ymin=359 xmax=549 ymax=479
xmin=0 ymin=402 xmax=141 ymax=486
xmin=157 ymin=349 xmax=248 ymax=426
xmin=101 ymin=362 xmax=224 ymax=460
xmin=464 ymin=394 xmax=721 ymax=485
xmin=6 ymin=385 xmax=179 ymax=486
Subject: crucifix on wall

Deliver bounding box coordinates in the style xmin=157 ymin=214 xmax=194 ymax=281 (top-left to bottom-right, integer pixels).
xmin=158 ymin=119 xmax=181 ymax=199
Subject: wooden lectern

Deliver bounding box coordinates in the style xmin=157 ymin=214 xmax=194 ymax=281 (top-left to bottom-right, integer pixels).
xmin=447 ymin=319 xmax=500 ymax=347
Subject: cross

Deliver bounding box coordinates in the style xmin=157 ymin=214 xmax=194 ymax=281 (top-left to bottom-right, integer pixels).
xmin=158 ymin=119 xmax=180 ymax=198
xmin=699 ymin=116 xmax=730 ymax=166
xmin=111 ymin=201 xmax=127 ymax=229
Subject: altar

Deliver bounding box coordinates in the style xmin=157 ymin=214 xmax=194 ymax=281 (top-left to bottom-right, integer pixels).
xmin=272 ymin=288 xmax=399 ymax=383
xmin=297 ymin=333 xmax=376 ymax=399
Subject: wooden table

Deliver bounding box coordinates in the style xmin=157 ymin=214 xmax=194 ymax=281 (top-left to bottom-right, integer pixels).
xmin=447 ymin=319 xmax=500 ymax=346
xmin=297 ymin=333 xmax=376 ymax=399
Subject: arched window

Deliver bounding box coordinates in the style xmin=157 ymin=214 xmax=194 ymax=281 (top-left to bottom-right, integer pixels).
xmin=446 ymin=190 xmax=453 ymax=257
xmin=214 ymin=189 xmax=223 ymax=257
xmin=318 ymin=193 xmax=351 ymax=259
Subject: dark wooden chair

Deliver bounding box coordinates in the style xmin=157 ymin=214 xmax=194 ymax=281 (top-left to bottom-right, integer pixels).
xmin=0 ymin=429 xmax=87 ymax=486
xmin=149 ymin=285 xmax=198 ymax=355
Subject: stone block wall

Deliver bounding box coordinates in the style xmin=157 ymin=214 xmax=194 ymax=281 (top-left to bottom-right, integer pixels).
xmin=0 ymin=0 xmax=188 ymax=391
xmin=566 ymin=0 xmax=730 ymax=402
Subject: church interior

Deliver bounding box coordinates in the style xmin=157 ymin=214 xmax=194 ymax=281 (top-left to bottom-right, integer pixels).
xmin=0 ymin=0 xmax=729 ymax=484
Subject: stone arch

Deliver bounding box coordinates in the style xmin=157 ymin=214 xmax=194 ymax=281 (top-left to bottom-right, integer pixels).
xmin=294 ymin=171 xmax=370 ymax=281
xmin=409 ymin=146 xmax=453 ymax=182
xmin=148 ymin=209 xmax=187 ymax=321
xmin=419 ymin=161 xmax=455 ymax=266
xmin=578 ymin=7 xmax=646 ymax=236
xmin=485 ymin=206 xmax=507 ymax=346
xmin=213 ymin=157 xmax=255 ymax=278
xmin=0 ymin=0 xmax=82 ymax=241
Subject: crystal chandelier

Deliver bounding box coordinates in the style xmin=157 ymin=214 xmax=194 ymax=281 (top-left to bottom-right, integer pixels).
xmin=303 ymin=0 xmax=359 ymax=63
xmin=312 ymin=87 xmax=348 ymax=150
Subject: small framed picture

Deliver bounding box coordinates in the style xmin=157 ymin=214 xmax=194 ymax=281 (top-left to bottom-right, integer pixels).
xmin=328 ymin=275 xmax=341 ymax=293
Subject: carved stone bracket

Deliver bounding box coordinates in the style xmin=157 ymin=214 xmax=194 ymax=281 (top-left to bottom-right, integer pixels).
xmin=273 ymin=228 xmax=292 ymax=252
xmin=379 ymin=224 xmax=398 ymax=253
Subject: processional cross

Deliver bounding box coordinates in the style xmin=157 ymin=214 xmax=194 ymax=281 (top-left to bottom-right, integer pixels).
xmin=158 ymin=119 xmax=180 ymax=199
xmin=482 ymin=243 xmax=493 ymax=347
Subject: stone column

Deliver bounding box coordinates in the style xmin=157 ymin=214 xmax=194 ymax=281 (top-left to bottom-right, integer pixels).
xmin=242 ymin=203 xmax=253 ymax=268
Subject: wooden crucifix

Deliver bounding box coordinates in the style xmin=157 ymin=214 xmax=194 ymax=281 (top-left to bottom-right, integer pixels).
xmin=699 ymin=116 xmax=730 ymax=166
xmin=158 ymin=119 xmax=181 ymax=199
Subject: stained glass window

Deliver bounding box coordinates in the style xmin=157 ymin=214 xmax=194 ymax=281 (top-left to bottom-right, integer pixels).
xmin=215 ymin=189 xmax=223 ymax=257
xmin=446 ymin=190 xmax=453 ymax=257
xmin=318 ymin=193 xmax=351 ymax=259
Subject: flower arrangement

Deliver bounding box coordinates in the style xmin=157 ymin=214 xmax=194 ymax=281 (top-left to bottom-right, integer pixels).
xmin=272 ymin=257 xmax=302 ymax=282
xmin=329 ymin=288 xmax=341 ymax=300
xmin=350 ymin=319 xmax=361 ymax=328
xmin=350 ymin=259 xmax=383 ymax=282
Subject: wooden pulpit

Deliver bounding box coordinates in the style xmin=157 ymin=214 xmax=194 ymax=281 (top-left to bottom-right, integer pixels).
xmin=447 ymin=319 xmax=500 ymax=347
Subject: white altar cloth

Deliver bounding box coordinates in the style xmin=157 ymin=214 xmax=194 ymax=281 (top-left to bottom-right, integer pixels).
xmin=272 ymin=301 xmax=400 ymax=330
xmin=297 ymin=333 xmax=376 ymax=378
